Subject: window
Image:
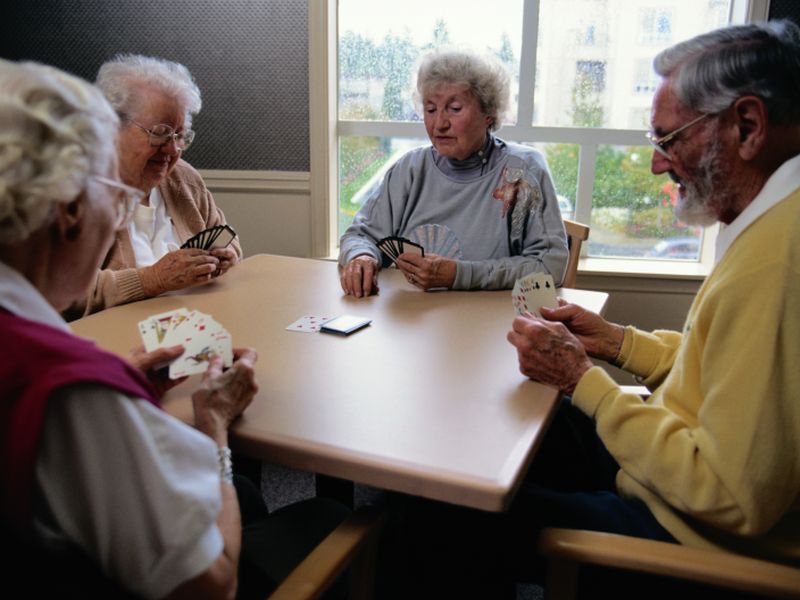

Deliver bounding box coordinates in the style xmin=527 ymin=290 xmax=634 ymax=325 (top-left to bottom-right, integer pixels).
xmin=322 ymin=0 xmax=758 ymax=267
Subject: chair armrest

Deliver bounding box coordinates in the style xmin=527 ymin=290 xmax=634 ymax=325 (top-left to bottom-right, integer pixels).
xmin=268 ymin=506 xmax=387 ymax=600
xmin=537 ymin=528 xmax=800 ymax=599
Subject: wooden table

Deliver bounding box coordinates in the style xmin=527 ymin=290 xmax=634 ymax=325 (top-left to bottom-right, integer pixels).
xmin=72 ymin=254 xmax=608 ymax=512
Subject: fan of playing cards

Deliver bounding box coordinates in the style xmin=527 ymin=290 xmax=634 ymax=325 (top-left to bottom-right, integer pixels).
xmin=138 ymin=308 xmax=233 ymax=379
xmin=377 ymin=235 xmax=424 ymax=264
xmin=180 ymin=224 xmax=237 ymax=250
xmin=512 ymin=273 xmax=558 ymax=317
xmin=408 ymin=224 xmax=462 ymax=259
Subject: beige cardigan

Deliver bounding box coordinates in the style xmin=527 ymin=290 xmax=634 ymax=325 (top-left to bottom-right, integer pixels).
xmin=65 ymin=160 xmax=242 ymax=320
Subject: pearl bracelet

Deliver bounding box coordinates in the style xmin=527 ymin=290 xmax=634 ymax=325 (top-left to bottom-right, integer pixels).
xmin=218 ymin=446 xmax=234 ymax=485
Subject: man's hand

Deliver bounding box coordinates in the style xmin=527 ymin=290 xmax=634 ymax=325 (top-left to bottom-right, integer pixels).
xmin=507 ymin=313 xmax=594 ymax=394
xmin=539 ymin=301 xmax=625 ymax=362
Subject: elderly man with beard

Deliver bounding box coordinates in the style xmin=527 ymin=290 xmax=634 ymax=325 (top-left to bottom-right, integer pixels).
xmin=376 ymin=21 xmax=800 ymax=600
xmin=502 ymin=18 xmax=800 ymax=578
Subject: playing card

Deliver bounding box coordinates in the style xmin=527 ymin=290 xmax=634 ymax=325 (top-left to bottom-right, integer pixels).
xmin=408 ymin=224 xmax=462 ymax=259
xmin=137 ymin=308 xmax=233 ymax=379
xmin=169 ymin=328 xmax=232 ymax=379
xmin=180 ymin=224 xmax=238 ymax=250
xmin=137 ymin=309 xmax=186 ymax=352
xmin=286 ymin=315 xmax=332 ymax=333
xmin=377 ymin=235 xmax=424 ymax=265
xmin=512 ymin=273 xmax=558 ymax=317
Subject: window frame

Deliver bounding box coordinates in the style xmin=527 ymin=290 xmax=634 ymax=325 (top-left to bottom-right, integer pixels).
xmin=309 ymin=0 xmax=769 ymax=276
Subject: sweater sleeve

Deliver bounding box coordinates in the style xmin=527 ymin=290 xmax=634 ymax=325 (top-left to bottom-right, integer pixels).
xmin=572 ymin=261 xmax=800 ymax=537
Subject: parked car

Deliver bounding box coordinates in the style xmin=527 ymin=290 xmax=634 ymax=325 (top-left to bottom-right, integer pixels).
xmin=646 ymin=236 xmax=700 ymax=259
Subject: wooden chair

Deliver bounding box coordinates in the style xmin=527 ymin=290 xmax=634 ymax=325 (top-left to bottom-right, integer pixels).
xmin=268 ymin=506 xmax=387 ymax=600
xmin=563 ymin=219 xmax=590 ymax=288
xmin=537 ymin=527 xmax=800 ymax=599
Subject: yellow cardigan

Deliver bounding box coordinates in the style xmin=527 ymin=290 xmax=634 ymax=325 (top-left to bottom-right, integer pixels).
xmin=573 ymin=188 xmax=800 ymax=565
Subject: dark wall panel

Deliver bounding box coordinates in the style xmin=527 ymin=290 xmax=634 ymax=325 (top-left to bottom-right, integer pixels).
xmin=1 ymin=0 xmax=309 ymax=171
xmin=770 ymin=0 xmax=800 ymax=27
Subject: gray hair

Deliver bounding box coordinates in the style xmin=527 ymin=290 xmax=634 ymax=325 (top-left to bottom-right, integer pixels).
xmin=0 ymin=59 xmax=119 ymax=244
xmin=415 ymin=49 xmax=510 ymax=131
xmin=95 ymin=54 xmax=202 ymax=127
xmin=654 ymin=20 xmax=800 ymax=124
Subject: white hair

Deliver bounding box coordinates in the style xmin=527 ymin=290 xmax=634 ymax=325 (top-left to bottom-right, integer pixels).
xmin=415 ymin=49 xmax=510 ymax=131
xmin=95 ymin=54 xmax=202 ymax=127
xmin=654 ymin=20 xmax=800 ymax=124
xmin=0 ymin=59 xmax=119 ymax=244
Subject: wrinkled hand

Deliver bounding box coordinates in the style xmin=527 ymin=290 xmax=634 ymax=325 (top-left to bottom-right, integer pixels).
xmin=142 ymin=249 xmax=220 ymax=296
xmin=192 ymin=347 xmax=259 ymax=444
xmin=340 ymin=255 xmax=380 ymax=297
xmin=128 ymin=344 xmax=187 ymax=397
xmin=507 ymin=314 xmax=594 ymax=394
xmin=396 ymin=253 xmax=456 ymax=290
xmin=539 ymin=301 xmax=624 ymax=362
xmin=210 ymin=246 xmax=239 ymax=278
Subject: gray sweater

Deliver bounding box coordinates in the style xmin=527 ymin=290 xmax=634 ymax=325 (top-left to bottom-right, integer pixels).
xmin=339 ymin=138 xmax=568 ymax=289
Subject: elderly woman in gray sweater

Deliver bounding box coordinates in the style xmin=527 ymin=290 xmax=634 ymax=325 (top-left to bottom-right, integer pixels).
xmin=339 ymin=49 xmax=568 ymax=297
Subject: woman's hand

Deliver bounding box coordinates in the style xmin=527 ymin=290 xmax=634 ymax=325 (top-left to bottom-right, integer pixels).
xmin=210 ymin=246 xmax=239 ymax=278
xmin=128 ymin=344 xmax=187 ymax=397
xmin=539 ymin=301 xmax=625 ymax=362
xmin=507 ymin=314 xmax=594 ymax=394
xmin=191 ymin=347 xmax=259 ymax=446
xmin=340 ymin=255 xmax=380 ymax=297
xmin=141 ymin=248 xmax=220 ymax=296
xmin=396 ymin=253 xmax=457 ymax=290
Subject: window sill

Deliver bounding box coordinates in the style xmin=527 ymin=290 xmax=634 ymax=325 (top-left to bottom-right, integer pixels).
xmin=578 ymin=257 xmax=710 ymax=281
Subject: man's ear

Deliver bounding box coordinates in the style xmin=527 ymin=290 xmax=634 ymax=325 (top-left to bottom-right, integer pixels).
xmin=55 ymin=194 xmax=87 ymax=242
xmin=732 ymin=95 xmax=767 ymax=161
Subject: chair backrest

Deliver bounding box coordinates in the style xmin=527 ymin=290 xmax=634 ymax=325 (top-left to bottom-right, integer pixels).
xmin=537 ymin=527 xmax=800 ymax=599
xmin=562 ymin=219 xmax=590 ymax=288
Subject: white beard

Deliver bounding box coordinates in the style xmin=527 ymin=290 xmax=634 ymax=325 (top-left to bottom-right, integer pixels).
xmin=674 ymin=137 xmax=727 ymax=227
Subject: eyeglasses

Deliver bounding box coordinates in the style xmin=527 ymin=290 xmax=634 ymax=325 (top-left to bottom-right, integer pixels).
xmin=90 ymin=175 xmax=145 ymax=229
xmin=646 ymin=113 xmax=711 ymax=159
xmin=126 ymin=118 xmax=196 ymax=150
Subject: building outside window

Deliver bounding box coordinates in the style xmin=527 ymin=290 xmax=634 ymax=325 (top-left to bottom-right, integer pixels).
xmin=334 ymin=0 xmax=744 ymax=265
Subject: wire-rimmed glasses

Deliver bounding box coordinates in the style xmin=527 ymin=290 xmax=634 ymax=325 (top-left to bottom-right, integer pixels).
xmin=126 ymin=118 xmax=196 ymax=150
xmin=646 ymin=113 xmax=711 ymax=159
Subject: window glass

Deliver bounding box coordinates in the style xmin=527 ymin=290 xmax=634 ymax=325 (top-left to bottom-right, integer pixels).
xmin=339 ymin=136 xmax=427 ymax=236
xmin=532 ymin=0 xmax=731 ymax=128
xmin=337 ymin=0 xmax=731 ymax=263
xmin=338 ymin=0 xmax=523 ymax=124
xmin=588 ymin=144 xmax=702 ymax=259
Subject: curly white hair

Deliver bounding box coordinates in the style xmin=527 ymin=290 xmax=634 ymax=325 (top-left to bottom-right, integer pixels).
xmin=0 ymin=60 xmax=118 ymax=244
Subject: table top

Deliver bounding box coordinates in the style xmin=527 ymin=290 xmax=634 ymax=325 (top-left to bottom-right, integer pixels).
xmin=71 ymin=254 xmax=608 ymax=512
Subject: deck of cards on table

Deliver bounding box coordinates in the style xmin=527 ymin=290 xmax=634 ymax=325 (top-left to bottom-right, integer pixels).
xmin=138 ymin=308 xmax=233 ymax=379
xmin=512 ymin=273 xmax=558 ymax=317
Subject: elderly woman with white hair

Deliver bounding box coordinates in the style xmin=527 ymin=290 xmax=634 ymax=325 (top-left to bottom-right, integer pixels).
xmin=0 ymin=60 xmax=346 ymax=598
xmin=339 ymin=49 xmax=568 ymax=297
xmin=65 ymin=54 xmax=241 ymax=318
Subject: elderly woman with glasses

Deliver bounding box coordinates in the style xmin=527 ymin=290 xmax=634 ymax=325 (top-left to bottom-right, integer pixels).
xmin=65 ymin=54 xmax=241 ymax=319
xmin=0 ymin=60 xmax=347 ymax=598
xmin=339 ymin=49 xmax=568 ymax=297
